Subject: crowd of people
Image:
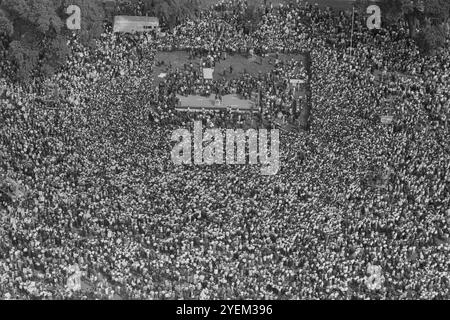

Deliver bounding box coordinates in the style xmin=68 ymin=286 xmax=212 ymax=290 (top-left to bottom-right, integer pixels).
xmin=0 ymin=0 xmax=449 ymax=299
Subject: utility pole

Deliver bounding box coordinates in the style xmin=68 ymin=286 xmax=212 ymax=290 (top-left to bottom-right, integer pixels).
xmin=350 ymin=5 xmax=355 ymax=56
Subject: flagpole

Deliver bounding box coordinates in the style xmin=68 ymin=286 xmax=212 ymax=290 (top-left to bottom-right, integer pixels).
xmin=350 ymin=5 xmax=355 ymax=56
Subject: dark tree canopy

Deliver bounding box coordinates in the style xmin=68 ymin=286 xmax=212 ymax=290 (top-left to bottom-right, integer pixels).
xmin=0 ymin=8 xmax=14 ymax=36
xmin=0 ymin=0 xmax=106 ymax=81
xmin=0 ymin=0 xmax=202 ymax=81
xmin=0 ymin=0 xmax=62 ymax=81
xmin=238 ymin=2 xmax=264 ymax=35
xmin=61 ymin=0 xmax=106 ymax=40
xmin=379 ymin=0 xmax=450 ymax=53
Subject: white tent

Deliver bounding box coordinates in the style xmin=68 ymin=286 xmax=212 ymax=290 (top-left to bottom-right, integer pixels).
xmin=113 ymin=16 xmax=160 ymax=33
xmin=203 ymin=68 xmax=214 ymax=80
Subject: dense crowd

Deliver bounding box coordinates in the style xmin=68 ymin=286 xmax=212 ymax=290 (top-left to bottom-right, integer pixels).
xmin=0 ymin=0 xmax=449 ymax=299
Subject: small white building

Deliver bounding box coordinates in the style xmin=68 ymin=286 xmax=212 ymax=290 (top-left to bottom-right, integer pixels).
xmin=113 ymin=16 xmax=160 ymax=33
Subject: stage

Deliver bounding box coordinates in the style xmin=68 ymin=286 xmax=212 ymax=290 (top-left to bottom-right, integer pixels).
xmin=176 ymin=94 xmax=257 ymax=112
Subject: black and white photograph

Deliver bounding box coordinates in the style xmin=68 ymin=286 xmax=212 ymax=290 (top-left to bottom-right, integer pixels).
xmin=0 ymin=0 xmax=449 ymax=307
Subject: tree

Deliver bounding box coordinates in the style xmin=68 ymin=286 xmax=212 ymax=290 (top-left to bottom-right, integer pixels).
xmin=7 ymin=39 xmax=39 ymax=81
xmin=380 ymin=0 xmax=450 ymax=36
xmin=423 ymin=0 xmax=450 ymax=26
xmin=40 ymin=34 xmax=71 ymax=76
xmin=61 ymin=0 xmax=106 ymax=45
xmin=2 ymin=0 xmax=64 ymax=34
xmin=0 ymin=8 xmax=13 ymax=36
xmin=379 ymin=0 xmax=450 ymax=52
xmin=0 ymin=0 xmax=105 ymax=81
xmin=0 ymin=0 xmax=63 ymax=81
xmin=379 ymin=0 xmax=419 ymax=37
xmin=237 ymin=2 xmax=263 ymax=35
xmin=415 ymin=25 xmax=446 ymax=54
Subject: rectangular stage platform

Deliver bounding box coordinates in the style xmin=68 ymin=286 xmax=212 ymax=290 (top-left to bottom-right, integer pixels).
xmin=176 ymin=94 xmax=257 ymax=112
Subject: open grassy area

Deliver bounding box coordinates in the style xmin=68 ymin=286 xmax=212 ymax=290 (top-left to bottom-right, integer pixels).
xmin=153 ymin=50 xmax=192 ymax=86
xmin=213 ymin=53 xmax=305 ymax=81
xmin=153 ymin=51 xmax=305 ymax=85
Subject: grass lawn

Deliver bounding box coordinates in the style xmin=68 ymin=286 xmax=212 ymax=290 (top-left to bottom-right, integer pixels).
xmin=213 ymin=54 xmax=273 ymax=81
xmin=214 ymin=53 xmax=305 ymax=81
xmin=153 ymin=50 xmax=193 ymax=86
xmin=153 ymin=51 xmax=305 ymax=85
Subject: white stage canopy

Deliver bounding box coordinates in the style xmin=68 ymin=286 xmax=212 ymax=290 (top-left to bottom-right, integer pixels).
xmin=113 ymin=16 xmax=159 ymax=33
xmin=203 ymin=68 xmax=214 ymax=80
